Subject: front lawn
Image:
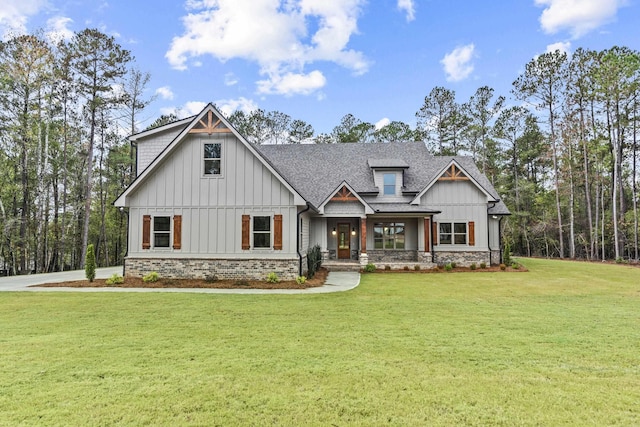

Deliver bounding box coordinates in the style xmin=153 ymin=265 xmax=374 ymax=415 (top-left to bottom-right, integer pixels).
xmin=1 ymin=258 xmax=639 ymax=426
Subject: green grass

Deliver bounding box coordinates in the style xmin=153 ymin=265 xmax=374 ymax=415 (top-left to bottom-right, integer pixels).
xmin=1 ymin=258 xmax=640 ymax=426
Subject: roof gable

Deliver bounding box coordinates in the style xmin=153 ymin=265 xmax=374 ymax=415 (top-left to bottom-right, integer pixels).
xmin=318 ymin=181 xmax=374 ymax=215
xmin=114 ymin=104 xmax=305 ymax=207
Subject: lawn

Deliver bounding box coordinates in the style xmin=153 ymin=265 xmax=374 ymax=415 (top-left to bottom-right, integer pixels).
xmin=1 ymin=258 xmax=639 ymax=426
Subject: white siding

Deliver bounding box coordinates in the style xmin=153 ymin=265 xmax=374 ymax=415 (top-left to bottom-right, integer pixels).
xmin=324 ymin=201 xmax=365 ymax=215
xmin=421 ymin=180 xmax=490 ymax=250
xmin=127 ymin=133 xmax=299 ymax=258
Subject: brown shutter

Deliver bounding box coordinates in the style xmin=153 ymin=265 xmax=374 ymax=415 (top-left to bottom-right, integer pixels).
xmin=424 ymin=218 xmax=431 ymax=252
xmin=274 ymin=214 xmax=283 ymax=250
xmin=432 ymin=221 xmax=438 ymax=246
xmin=242 ymin=215 xmax=250 ymax=250
xmin=173 ymin=215 xmax=182 ymax=250
xmin=469 ymin=221 xmax=475 ymax=246
xmin=142 ymin=215 xmax=151 ymax=249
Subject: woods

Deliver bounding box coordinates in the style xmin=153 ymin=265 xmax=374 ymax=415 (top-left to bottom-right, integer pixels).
xmin=1 ymin=27 xmax=639 ymax=275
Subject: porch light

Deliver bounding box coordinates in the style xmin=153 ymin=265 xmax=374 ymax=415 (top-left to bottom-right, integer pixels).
xmin=351 ymin=227 xmax=356 ymax=236
xmin=332 ymin=227 xmax=337 ymax=235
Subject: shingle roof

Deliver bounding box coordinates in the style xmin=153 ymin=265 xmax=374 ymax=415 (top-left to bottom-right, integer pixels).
xmin=256 ymin=142 xmax=510 ymax=215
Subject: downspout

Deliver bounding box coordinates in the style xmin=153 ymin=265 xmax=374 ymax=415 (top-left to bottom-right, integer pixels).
xmin=487 ymin=202 xmax=497 ymax=265
xmin=498 ymin=216 xmax=504 ymax=264
xmin=297 ymin=202 xmax=311 ymax=276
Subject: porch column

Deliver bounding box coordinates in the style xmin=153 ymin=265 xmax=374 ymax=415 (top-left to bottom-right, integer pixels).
xmin=359 ymin=217 xmax=368 ymax=266
xmin=424 ymin=217 xmax=431 ymax=253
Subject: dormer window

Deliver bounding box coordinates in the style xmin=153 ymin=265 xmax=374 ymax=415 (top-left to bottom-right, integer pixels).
xmin=383 ymin=173 xmax=396 ymax=195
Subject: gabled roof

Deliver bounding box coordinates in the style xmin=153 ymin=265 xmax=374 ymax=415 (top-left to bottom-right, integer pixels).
xmin=318 ymin=181 xmax=374 ymax=215
xmin=128 ymin=116 xmax=194 ymax=141
xmin=258 ymin=142 xmax=510 ymax=216
xmin=114 ymin=104 xmax=306 ymax=207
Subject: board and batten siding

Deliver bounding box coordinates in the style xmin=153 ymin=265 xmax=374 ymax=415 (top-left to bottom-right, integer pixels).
xmin=127 ymin=133 xmax=298 ymax=258
xmin=421 ymin=180 xmax=491 ymax=250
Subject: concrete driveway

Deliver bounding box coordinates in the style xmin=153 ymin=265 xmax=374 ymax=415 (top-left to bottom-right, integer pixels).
xmin=0 ymin=266 xmax=123 ymax=291
xmin=0 ymin=268 xmax=360 ymax=294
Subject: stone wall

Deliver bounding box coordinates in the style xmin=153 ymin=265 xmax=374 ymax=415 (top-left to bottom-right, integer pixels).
xmin=433 ymin=251 xmax=490 ymax=267
xmin=125 ymin=257 xmax=299 ymax=280
xmin=367 ymin=250 xmax=418 ymax=263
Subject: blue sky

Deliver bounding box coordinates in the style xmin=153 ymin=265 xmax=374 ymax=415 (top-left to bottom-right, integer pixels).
xmin=1 ymin=0 xmax=638 ymax=134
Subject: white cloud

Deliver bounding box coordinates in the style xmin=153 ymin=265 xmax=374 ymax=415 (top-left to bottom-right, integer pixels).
xmin=0 ymin=0 xmax=47 ymax=38
xmin=45 ymin=16 xmax=74 ymax=44
xmin=375 ymin=117 xmax=390 ymax=130
xmin=397 ymin=0 xmax=415 ymax=22
xmin=155 ymin=86 xmax=175 ymax=100
xmin=257 ymin=70 xmax=327 ymax=96
xmin=224 ymin=72 xmax=238 ymax=86
xmin=546 ymin=41 xmax=571 ymax=54
xmin=214 ymin=97 xmax=259 ymax=117
xmin=182 ymin=101 xmax=208 ymax=117
xmin=535 ymin=0 xmax=626 ymax=38
xmin=441 ymin=44 xmax=475 ymax=82
xmin=166 ymin=0 xmax=369 ymax=95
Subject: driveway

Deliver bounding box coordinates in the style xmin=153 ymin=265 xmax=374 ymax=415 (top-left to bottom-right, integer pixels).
xmin=0 ymin=268 xmax=360 ymax=294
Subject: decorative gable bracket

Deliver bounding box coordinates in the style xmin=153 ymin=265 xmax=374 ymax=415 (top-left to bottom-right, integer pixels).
xmin=438 ymin=164 xmax=469 ymax=181
xmin=331 ymin=186 xmax=359 ymax=202
xmin=189 ymin=110 xmax=232 ymax=135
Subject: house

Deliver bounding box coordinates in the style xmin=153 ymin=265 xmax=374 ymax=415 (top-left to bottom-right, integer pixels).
xmin=114 ymin=104 xmax=509 ymax=280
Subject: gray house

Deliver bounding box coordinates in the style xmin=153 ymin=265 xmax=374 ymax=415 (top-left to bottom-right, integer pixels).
xmin=114 ymin=104 xmax=509 ymax=279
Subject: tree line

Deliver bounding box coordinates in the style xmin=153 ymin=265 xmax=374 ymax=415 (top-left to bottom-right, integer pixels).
xmin=0 ymin=27 xmax=638 ymax=275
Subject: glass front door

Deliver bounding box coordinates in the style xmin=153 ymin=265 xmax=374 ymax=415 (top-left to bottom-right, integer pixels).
xmin=337 ymin=223 xmax=351 ymax=259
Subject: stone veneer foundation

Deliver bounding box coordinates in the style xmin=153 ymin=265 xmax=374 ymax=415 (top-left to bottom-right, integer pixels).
xmin=125 ymin=257 xmax=299 ymax=280
xmin=433 ymin=251 xmax=491 ymax=267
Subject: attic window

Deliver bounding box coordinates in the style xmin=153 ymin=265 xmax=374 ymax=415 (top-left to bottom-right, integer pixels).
xmin=383 ymin=173 xmax=396 ymax=195
xmin=204 ymin=143 xmax=221 ymax=175
xmin=439 ymin=164 xmax=468 ymax=181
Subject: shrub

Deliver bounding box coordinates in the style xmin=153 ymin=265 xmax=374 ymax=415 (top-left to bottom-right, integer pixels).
xmin=512 ymin=262 xmax=520 ymax=270
xmin=363 ymin=263 xmax=376 ymax=273
xmin=384 ymin=265 xmax=391 ymax=271
xmin=470 ymin=263 xmax=477 ymax=270
xmin=480 ymin=262 xmax=487 ymax=269
xmin=266 ymin=272 xmax=280 ymax=283
xmin=143 ymin=272 xmax=159 ymax=283
xmin=105 ymin=274 xmax=124 ymax=285
xmin=437 ymin=263 xmax=445 ymax=270
xmin=85 ymin=244 xmax=96 ymax=282
xmin=450 ymin=262 xmax=457 ymax=269
xmin=205 ymin=275 xmax=218 ymax=283
xmin=444 ymin=263 xmax=453 ymax=272
xmin=296 ymin=276 xmax=307 ymax=285
xmin=234 ymin=279 xmax=249 ymax=286
xmin=403 ymin=265 xmax=410 ymax=271
xmin=414 ymin=265 xmax=421 ymax=271
xmin=499 ymin=263 xmax=507 ymax=271
xmin=503 ymin=243 xmax=512 ymax=266
xmin=307 ymin=244 xmax=323 ymax=278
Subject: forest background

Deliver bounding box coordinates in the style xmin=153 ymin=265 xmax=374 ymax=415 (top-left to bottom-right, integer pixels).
xmin=1 ymin=29 xmax=638 ymax=274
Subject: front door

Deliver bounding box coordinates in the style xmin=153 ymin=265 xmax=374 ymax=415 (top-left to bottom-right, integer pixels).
xmin=337 ymin=223 xmax=351 ymax=259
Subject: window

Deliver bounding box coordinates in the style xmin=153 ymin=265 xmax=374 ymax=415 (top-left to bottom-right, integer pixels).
xmin=439 ymin=222 xmax=467 ymax=245
xmin=204 ymin=143 xmax=221 ymax=175
xmin=154 ymin=216 xmax=170 ymax=248
xmin=373 ymin=222 xmax=405 ymax=249
xmin=253 ymin=216 xmax=271 ymax=248
xmin=383 ymin=173 xmax=396 ymax=195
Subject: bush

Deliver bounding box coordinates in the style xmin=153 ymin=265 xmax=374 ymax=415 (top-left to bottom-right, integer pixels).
xmin=512 ymin=262 xmax=520 ymax=270
xmin=296 ymin=276 xmax=307 ymax=285
xmin=437 ymin=263 xmax=445 ymax=270
xmin=105 ymin=273 xmax=124 ymax=285
xmin=499 ymin=263 xmax=507 ymax=271
xmin=234 ymin=279 xmax=249 ymax=286
xmin=480 ymin=262 xmax=487 ymax=269
xmin=143 ymin=272 xmax=159 ymax=283
xmin=85 ymin=244 xmax=96 ymax=282
xmin=503 ymin=243 xmax=512 ymax=266
xmin=266 ymin=272 xmax=280 ymax=283
xmin=363 ymin=263 xmax=376 ymax=273
xmin=450 ymin=262 xmax=457 ymax=269
xmin=307 ymin=244 xmax=322 ymax=278
xmin=403 ymin=265 xmax=410 ymax=271
xmin=414 ymin=265 xmax=421 ymax=271
xmin=205 ymin=275 xmax=217 ymax=283
xmin=384 ymin=265 xmax=391 ymax=271
xmin=444 ymin=263 xmax=453 ymax=271
xmin=470 ymin=263 xmax=477 ymax=270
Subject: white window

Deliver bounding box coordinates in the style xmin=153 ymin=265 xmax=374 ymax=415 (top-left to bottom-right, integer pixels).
xmin=204 ymin=143 xmax=221 ymax=175
xmin=154 ymin=216 xmax=171 ymax=248
xmin=439 ymin=222 xmax=467 ymax=245
xmin=253 ymin=216 xmax=271 ymax=248
xmin=383 ymin=173 xmax=396 ymax=195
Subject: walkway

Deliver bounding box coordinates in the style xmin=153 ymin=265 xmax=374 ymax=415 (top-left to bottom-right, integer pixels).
xmin=0 ymin=268 xmax=360 ymax=294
